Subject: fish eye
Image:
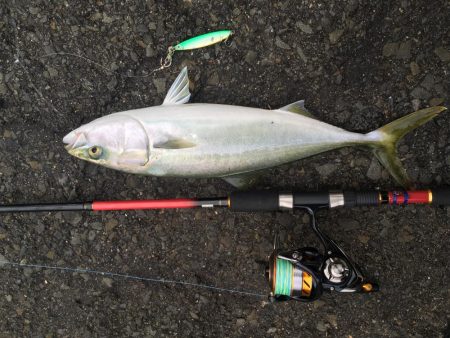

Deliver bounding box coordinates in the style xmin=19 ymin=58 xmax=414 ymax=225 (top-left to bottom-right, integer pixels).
xmin=88 ymin=146 xmax=103 ymax=159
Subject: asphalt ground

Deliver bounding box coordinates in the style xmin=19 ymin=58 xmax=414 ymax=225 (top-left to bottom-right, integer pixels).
xmin=0 ymin=0 xmax=449 ymax=337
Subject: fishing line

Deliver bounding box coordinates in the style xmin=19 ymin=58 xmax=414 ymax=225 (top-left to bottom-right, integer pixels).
xmin=40 ymin=52 xmax=162 ymax=79
xmin=0 ymin=260 xmax=266 ymax=298
xmin=39 ymin=31 xmax=233 ymax=78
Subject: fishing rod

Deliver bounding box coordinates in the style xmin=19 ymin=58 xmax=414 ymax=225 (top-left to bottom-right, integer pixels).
xmin=1 ymin=187 xmax=449 ymax=302
xmin=1 ymin=188 xmax=449 ymax=213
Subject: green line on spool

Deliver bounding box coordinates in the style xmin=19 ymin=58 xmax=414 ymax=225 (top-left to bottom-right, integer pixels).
xmin=274 ymin=258 xmax=293 ymax=296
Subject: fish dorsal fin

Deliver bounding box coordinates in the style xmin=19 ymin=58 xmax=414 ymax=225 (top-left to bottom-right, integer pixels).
xmin=277 ymin=100 xmax=315 ymax=118
xmin=162 ymin=67 xmax=191 ymax=105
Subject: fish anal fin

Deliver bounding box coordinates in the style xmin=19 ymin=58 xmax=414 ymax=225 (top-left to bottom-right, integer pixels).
xmin=222 ymin=171 xmax=263 ymax=189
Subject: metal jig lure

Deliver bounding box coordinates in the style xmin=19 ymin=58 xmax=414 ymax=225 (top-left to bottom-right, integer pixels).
xmin=156 ymin=30 xmax=233 ymax=71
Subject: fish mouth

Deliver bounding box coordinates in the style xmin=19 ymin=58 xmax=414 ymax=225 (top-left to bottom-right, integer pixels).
xmin=63 ymin=131 xmax=87 ymax=151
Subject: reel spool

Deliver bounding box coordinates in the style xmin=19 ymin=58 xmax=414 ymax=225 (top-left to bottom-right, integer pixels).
xmin=266 ymin=207 xmax=378 ymax=302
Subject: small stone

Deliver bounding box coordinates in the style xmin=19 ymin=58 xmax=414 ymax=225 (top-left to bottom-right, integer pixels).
xmin=0 ymin=254 xmax=8 ymax=266
xmin=36 ymin=222 xmax=45 ymax=234
xmin=90 ymin=222 xmax=103 ymax=231
xmin=296 ymin=46 xmax=308 ymax=63
xmin=70 ymin=232 xmax=81 ymax=245
xmin=315 ymin=163 xmax=337 ymax=178
xmin=275 ymin=36 xmax=291 ymax=50
xmin=434 ymin=47 xmax=450 ymax=62
xmin=236 ymin=318 xmax=246 ymax=326
xmin=396 ymin=40 xmax=411 ymax=59
xmin=412 ymin=98 xmax=421 ymax=111
xmin=90 ymin=12 xmax=102 ymax=21
xmin=3 ymin=130 xmax=15 ymax=138
xmin=135 ymin=23 xmax=148 ymax=33
xmin=46 ymin=67 xmax=58 ymax=78
xmin=358 ymin=234 xmax=370 ymax=244
xmin=429 ymin=97 xmax=444 ymax=106
xmin=27 ymin=160 xmax=42 ymax=170
xmin=383 ymin=42 xmax=399 ymax=57
xmin=146 ymin=44 xmax=156 ymax=57
xmin=367 ymin=157 xmax=382 ymax=180
xmin=63 ymin=212 xmax=83 ymax=225
xmin=207 ymin=72 xmax=219 ymax=86
xmin=46 ymin=251 xmax=55 ymax=260
xmin=189 ymin=311 xmax=199 ymax=320
xmin=410 ymin=86 xmax=431 ymax=100
xmin=337 ymin=218 xmax=360 ymax=231
xmin=410 ymin=62 xmax=420 ymax=76
xmin=0 ymin=83 xmax=7 ymax=95
xmin=296 ymin=21 xmax=313 ymax=34
xmin=106 ymin=77 xmax=118 ymax=91
xmin=326 ymin=314 xmax=338 ymax=328
xmin=153 ymin=78 xmax=166 ymax=95
xmin=329 ymin=29 xmax=344 ymax=44
xmin=102 ymin=277 xmax=113 ymax=287
xmin=105 ymin=218 xmax=119 ymax=232
xmin=29 ymin=7 xmax=40 ymax=14
xmin=23 ymin=268 xmax=33 ymax=278
xmin=420 ymin=74 xmax=436 ymax=90
xmin=244 ymin=50 xmax=257 ymax=64
xmin=316 ymin=320 xmax=327 ymax=332
xmin=267 ymin=327 xmax=277 ymax=334
xmin=88 ymin=230 xmax=96 ymax=241
xmin=398 ymin=227 xmax=414 ymax=243
xmin=102 ymin=13 xmax=113 ymax=24
xmin=5 ymin=295 xmax=12 ymax=302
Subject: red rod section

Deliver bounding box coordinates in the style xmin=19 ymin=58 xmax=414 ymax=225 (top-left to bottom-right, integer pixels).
xmin=387 ymin=190 xmax=431 ymax=205
xmin=92 ymin=199 xmax=198 ymax=211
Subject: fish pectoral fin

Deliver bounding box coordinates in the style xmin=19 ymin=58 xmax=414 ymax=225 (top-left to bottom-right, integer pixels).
xmin=277 ymin=100 xmax=316 ymax=119
xmin=162 ymin=67 xmax=191 ymax=105
xmin=153 ymin=137 xmax=196 ymax=149
xmin=222 ymin=171 xmax=263 ymax=189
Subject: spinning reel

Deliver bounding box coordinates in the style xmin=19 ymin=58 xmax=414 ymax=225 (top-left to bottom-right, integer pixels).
xmin=266 ymin=207 xmax=378 ymax=302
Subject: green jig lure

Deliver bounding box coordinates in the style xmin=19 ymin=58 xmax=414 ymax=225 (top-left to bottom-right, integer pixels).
xmin=157 ymin=30 xmax=233 ymax=71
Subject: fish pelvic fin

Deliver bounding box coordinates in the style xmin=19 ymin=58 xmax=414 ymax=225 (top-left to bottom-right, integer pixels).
xmin=222 ymin=171 xmax=263 ymax=189
xmin=366 ymin=106 xmax=447 ymax=189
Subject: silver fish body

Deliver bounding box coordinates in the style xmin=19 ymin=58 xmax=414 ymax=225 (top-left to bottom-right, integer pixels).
xmin=112 ymin=103 xmax=371 ymax=177
xmin=63 ymin=67 xmax=447 ymax=188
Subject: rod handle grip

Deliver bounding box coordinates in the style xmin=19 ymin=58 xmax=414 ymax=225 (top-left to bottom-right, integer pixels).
xmin=343 ymin=191 xmax=379 ymax=207
xmin=432 ymin=188 xmax=450 ymax=206
xmin=229 ymin=190 xmax=279 ymax=211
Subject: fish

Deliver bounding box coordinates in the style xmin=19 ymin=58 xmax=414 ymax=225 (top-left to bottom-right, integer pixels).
xmin=63 ymin=67 xmax=447 ymax=188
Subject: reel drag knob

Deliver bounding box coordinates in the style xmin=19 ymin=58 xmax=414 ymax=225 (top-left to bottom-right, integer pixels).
xmin=323 ymin=257 xmax=350 ymax=284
